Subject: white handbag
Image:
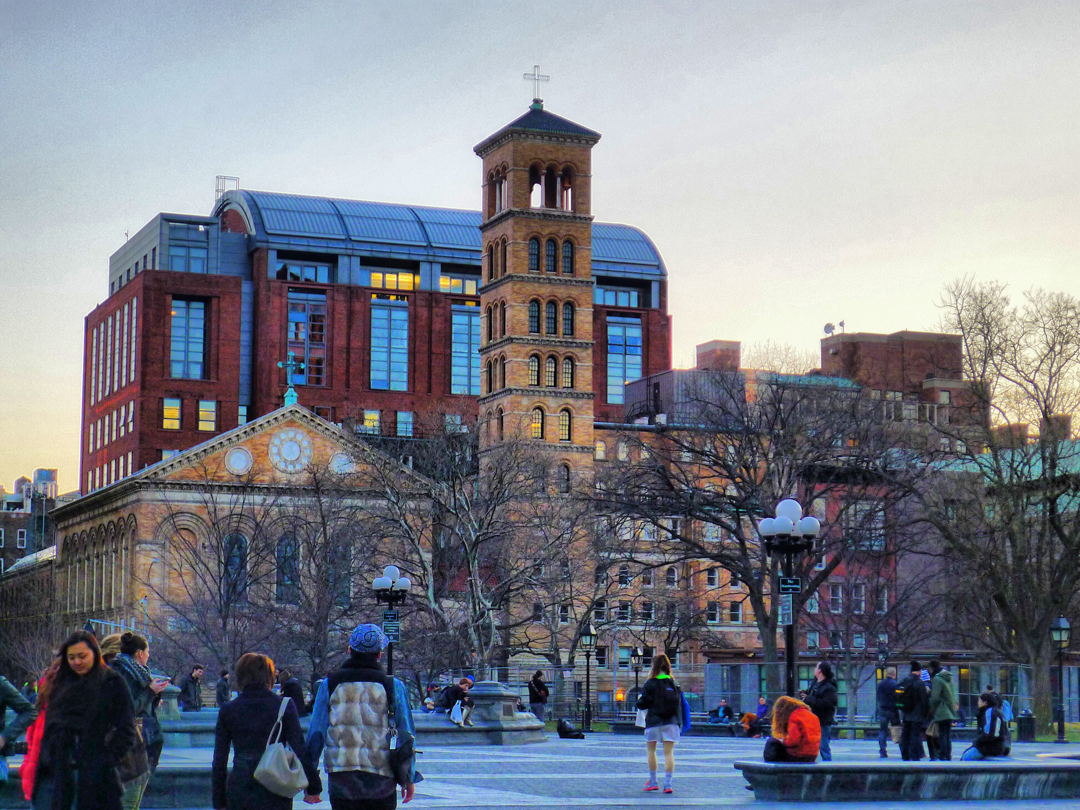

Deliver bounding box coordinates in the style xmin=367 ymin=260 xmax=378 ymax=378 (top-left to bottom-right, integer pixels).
xmin=253 ymin=697 xmax=309 ymax=798
xmin=635 ymin=709 xmax=648 ymax=728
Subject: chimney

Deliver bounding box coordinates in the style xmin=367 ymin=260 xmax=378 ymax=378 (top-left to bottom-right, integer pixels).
xmin=696 ymin=340 xmax=740 ymax=372
xmin=991 ymin=423 xmax=1029 ymax=449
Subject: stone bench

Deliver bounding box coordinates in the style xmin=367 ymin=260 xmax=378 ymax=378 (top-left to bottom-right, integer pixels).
xmin=735 ymin=759 xmax=1080 ymax=802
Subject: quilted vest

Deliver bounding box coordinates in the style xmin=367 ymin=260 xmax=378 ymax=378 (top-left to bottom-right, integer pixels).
xmin=324 ymin=679 xmax=393 ymax=778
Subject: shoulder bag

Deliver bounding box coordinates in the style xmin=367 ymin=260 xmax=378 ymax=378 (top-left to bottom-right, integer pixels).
xmin=253 ymin=697 xmax=308 ymax=798
xmin=385 ymin=678 xmax=417 ymax=786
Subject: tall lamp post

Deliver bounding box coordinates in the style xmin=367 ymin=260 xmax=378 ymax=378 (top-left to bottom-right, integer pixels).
xmin=372 ymin=565 xmax=411 ymax=676
xmin=631 ymin=647 xmax=644 ymax=702
xmin=1051 ymin=615 xmax=1071 ymax=744
xmin=580 ymin=624 xmax=597 ymax=731
xmin=757 ymin=499 xmax=821 ymax=698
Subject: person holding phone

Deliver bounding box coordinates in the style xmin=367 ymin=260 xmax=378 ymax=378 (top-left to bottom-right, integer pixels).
xmin=111 ymin=632 xmax=168 ymax=810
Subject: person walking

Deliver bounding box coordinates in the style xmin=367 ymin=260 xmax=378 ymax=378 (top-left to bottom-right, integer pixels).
xmin=21 ymin=661 xmax=59 ymax=803
xmin=175 ymin=665 xmax=204 ymax=712
xmin=801 ymin=662 xmax=839 ymax=762
xmin=212 ymin=653 xmax=319 ymax=810
xmin=31 ymin=630 xmax=137 ymax=810
xmin=0 ymin=669 xmax=38 ymax=783
xmin=276 ymin=670 xmax=308 ymax=717
xmin=635 ymin=653 xmax=684 ymax=795
xmin=897 ymin=660 xmax=931 ymax=761
xmin=110 ymin=632 xmax=169 ymax=810
xmin=927 ymin=660 xmax=957 ymax=760
xmin=764 ymin=696 xmax=820 ymax=762
xmin=305 ymin=623 xmax=418 ymax=809
xmin=215 ymin=670 xmax=231 ymax=708
xmin=527 ymin=671 xmax=549 ymax=723
xmin=876 ymin=667 xmax=900 ymax=758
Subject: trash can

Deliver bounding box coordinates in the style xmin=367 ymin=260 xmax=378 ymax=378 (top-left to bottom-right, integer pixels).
xmin=1016 ymin=713 xmax=1036 ymax=742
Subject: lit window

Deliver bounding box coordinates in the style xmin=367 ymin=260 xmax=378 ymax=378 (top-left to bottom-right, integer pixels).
xmin=397 ymin=411 xmax=414 ymax=437
xmin=370 ymin=295 xmax=408 ymax=391
xmin=729 ymin=601 xmax=743 ymax=623
xmin=562 ymin=357 xmax=574 ymax=389
xmin=162 ymin=450 xmax=179 ymax=460
xmin=594 ymin=441 xmax=606 ymax=460
xmin=563 ymin=303 xmax=575 ymax=336
xmin=528 ymin=301 xmax=540 ymax=333
xmin=451 ymin=303 xmax=481 ymax=395
xmin=359 ymin=410 xmax=380 ymax=434
xmin=163 ymin=398 xmax=181 ymax=430
xmin=170 ymin=299 xmax=206 ymax=379
xmin=529 ymin=356 xmax=540 ymax=386
xmin=617 ymin=443 xmax=629 ymax=461
xmin=440 ymin=274 xmax=479 ymax=295
xmin=367 ymin=271 xmax=415 ymax=290
xmin=545 ymin=356 xmax=557 ymax=387
xmin=531 ymin=408 xmax=545 ymax=439
xmin=198 ymin=400 xmax=216 ymax=431
xmin=288 ymin=289 xmax=328 ymax=386
xmin=559 ymin=409 xmax=572 ymax=442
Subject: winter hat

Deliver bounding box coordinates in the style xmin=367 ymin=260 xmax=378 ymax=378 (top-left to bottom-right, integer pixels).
xmin=349 ymin=623 xmax=388 ymax=654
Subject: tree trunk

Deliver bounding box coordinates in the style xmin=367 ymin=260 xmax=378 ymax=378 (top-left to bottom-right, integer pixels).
xmin=1030 ymin=651 xmax=1054 ymax=736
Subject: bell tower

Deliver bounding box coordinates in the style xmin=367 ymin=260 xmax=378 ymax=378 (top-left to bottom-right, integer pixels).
xmin=475 ymin=97 xmax=600 ymax=486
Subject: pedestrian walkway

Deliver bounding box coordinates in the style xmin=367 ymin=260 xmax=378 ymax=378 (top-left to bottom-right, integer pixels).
xmin=129 ymin=735 xmax=1080 ymax=809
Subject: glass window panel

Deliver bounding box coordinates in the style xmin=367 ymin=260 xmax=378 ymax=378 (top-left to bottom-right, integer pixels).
xmin=371 ymin=300 xmax=409 ymax=390
xmin=451 ymin=305 xmax=481 ymax=395
xmin=163 ymin=398 xmax=181 ymax=430
xmin=606 ymin=316 xmax=643 ymax=404
xmin=397 ymin=411 xmax=414 ymax=437
xmin=198 ymin=400 xmax=216 ymax=431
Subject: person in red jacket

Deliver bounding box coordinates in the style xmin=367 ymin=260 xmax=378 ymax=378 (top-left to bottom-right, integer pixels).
xmin=21 ymin=660 xmax=60 ymax=802
xmin=767 ymin=695 xmax=821 ymax=762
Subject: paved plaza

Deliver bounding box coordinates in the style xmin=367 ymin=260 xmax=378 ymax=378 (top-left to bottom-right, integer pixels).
xmin=153 ymin=734 xmax=1080 ymax=809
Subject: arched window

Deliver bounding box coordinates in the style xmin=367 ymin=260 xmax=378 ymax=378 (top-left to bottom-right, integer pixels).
xmin=500 ymin=302 xmax=507 ymax=337
xmin=545 ymin=356 xmax=557 ymax=387
xmin=558 ymin=465 xmax=572 ymax=493
xmin=486 ymin=361 xmax=494 ymax=394
xmin=224 ymin=533 xmax=248 ymax=602
xmin=487 ymin=244 xmax=494 ymax=282
xmin=529 ymin=300 xmax=540 ymax=333
xmin=529 ymin=355 xmax=540 ymax=386
xmin=562 ymin=240 xmax=574 ymax=275
xmin=500 ymin=355 xmax=506 ymax=388
xmin=486 ymin=305 xmax=493 ymax=342
xmin=497 ymin=408 xmax=504 ymax=441
xmin=559 ymin=408 xmax=572 ymax=442
xmin=528 ymin=238 xmax=540 ymax=272
xmin=562 ymin=357 xmax=574 ymax=389
xmin=501 ymin=240 xmax=508 ymax=278
xmin=666 ymin=567 xmax=678 ymax=588
xmin=545 ymin=301 xmax=557 ymax=335
xmin=595 ymin=440 xmax=606 ymax=460
xmin=562 ymin=302 xmax=575 ymax=336
xmin=276 ymin=535 xmax=300 ymax=605
xmin=531 ymin=407 xmax=545 ymax=439
xmin=560 ymin=167 xmax=574 ymax=210
xmin=545 ymin=239 xmax=557 ymax=273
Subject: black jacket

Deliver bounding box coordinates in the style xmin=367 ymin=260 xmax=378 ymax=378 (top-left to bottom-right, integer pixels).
xmin=527 ymin=678 xmax=549 ymax=705
xmin=216 ymin=678 xmax=231 ymax=707
xmin=279 ymin=679 xmax=308 ymax=716
xmin=974 ymin=705 xmax=1009 ymax=757
xmin=635 ymin=676 xmax=682 ymax=729
xmin=898 ymin=673 xmax=931 ymax=724
xmin=876 ymin=677 xmax=900 ymax=724
xmin=446 ymin=683 xmax=473 ymax=708
xmin=804 ymin=677 xmax=839 ymax=726
xmin=175 ymin=673 xmax=202 ymax=711
xmin=34 ymin=668 xmax=136 ymax=810
xmin=212 ymin=685 xmax=320 ymax=810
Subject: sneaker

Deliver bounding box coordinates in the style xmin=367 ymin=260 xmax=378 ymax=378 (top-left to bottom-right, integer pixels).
xmin=879 ymin=753 xmax=888 ymax=758
xmin=663 ymin=787 xmax=674 ymax=794
xmin=643 ymin=783 xmax=659 ymax=792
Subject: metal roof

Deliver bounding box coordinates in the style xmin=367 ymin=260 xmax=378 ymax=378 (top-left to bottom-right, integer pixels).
xmin=473 ymin=104 xmax=601 ymax=154
xmin=215 ymin=190 xmax=666 ymax=278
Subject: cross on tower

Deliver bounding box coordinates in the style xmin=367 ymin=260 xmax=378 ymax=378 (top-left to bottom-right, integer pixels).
xmin=277 ymin=351 xmax=305 ymax=406
xmin=523 ymin=64 xmax=550 ymax=102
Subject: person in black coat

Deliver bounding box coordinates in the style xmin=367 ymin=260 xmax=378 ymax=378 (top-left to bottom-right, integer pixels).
xmin=212 ymin=653 xmax=320 ymax=810
xmin=276 ymin=670 xmax=308 ymax=718
xmin=216 ymin=670 xmax=231 ymax=708
xmin=800 ymin=661 xmax=839 ymax=762
xmin=32 ymin=630 xmax=136 ymax=810
xmin=875 ymin=668 xmax=900 ymax=758
xmin=175 ymin=665 xmax=204 ymax=712
xmin=897 ymin=660 xmax=931 ymax=761
xmin=527 ymin=671 xmax=549 ymax=722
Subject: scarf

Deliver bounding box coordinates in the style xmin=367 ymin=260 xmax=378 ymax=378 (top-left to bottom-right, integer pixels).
xmin=112 ymin=653 xmax=153 ymax=688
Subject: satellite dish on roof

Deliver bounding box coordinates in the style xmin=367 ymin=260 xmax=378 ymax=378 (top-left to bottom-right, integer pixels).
xmin=824 ymin=323 xmax=835 ymax=335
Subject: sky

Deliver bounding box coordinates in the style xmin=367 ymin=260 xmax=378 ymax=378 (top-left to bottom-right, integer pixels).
xmin=1 ymin=0 xmax=1078 ymax=493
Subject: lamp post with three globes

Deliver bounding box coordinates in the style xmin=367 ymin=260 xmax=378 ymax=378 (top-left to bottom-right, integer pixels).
xmin=372 ymin=565 xmax=411 ymax=676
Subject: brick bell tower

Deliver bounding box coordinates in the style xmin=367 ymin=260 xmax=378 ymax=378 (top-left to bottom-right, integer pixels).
xmin=474 ymin=95 xmax=600 ymax=486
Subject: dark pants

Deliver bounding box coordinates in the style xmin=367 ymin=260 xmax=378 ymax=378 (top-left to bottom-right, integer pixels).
xmin=818 ymin=724 xmax=832 ymax=761
xmin=878 ymin=716 xmax=897 ymax=755
xmin=900 ymin=721 xmax=926 ymax=761
xmin=932 ymin=720 xmax=953 ymax=760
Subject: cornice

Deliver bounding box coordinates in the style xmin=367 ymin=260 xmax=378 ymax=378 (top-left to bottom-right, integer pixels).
xmin=478 ymin=387 xmax=596 ymax=405
xmin=477 ymin=131 xmax=600 ymax=157
xmin=480 ymin=335 xmax=594 ymax=353
xmin=480 ymin=273 xmax=595 ymax=294
xmin=478 ymin=441 xmax=595 ymax=456
xmin=480 ymin=208 xmax=593 ymax=232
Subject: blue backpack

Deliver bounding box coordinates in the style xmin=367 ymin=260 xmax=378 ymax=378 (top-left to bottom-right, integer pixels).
xmin=680 ymin=691 xmax=692 ymax=733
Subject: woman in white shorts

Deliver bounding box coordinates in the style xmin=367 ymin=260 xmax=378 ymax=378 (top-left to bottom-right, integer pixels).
xmin=635 ymin=653 xmax=683 ymax=794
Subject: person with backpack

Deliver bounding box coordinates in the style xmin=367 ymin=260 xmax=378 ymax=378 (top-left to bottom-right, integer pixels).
xmin=897 ymin=660 xmax=931 ymax=761
xmin=635 ymin=653 xmax=683 ymax=795
xmin=962 ymin=692 xmax=1011 ymax=760
xmin=527 ymin=671 xmax=549 ymax=722
xmin=800 ymin=662 xmax=839 ymax=762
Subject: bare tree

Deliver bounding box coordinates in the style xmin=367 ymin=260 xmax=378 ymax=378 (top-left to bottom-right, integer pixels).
xmin=0 ymin=559 xmax=61 ymax=685
xmin=741 ymin=340 xmax=820 ymax=375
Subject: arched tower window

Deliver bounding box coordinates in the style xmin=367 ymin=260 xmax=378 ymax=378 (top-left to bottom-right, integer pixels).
xmin=497 ymin=408 xmax=504 ymax=441
xmin=528 ymin=239 xmax=540 ymax=272
xmin=529 ymin=165 xmax=543 ymax=208
xmin=560 ymin=168 xmax=574 ymax=210
xmin=499 ymin=355 xmax=506 ymax=389
xmin=562 ymin=357 xmax=575 ymax=389
xmin=558 ymin=464 xmax=571 ymax=493
xmin=545 ymin=301 xmax=557 ymax=335
xmin=529 ymin=355 xmax=541 ymax=386
xmin=544 ymin=166 xmax=558 ymax=208
xmin=531 ymin=407 xmax=545 ymax=439
xmin=487 ymin=244 xmax=494 ymax=282
xmin=666 ymin=567 xmax=678 ymax=587
xmin=559 ymin=409 xmax=572 ymax=442
xmin=500 ymin=301 xmax=507 ymax=337
xmin=486 ymin=305 xmax=493 ymax=342
xmin=545 ymin=239 xmax=557 ymax=274
xmin=562 ymin=302 xmax=575 ymax=336
xmin=486 ymin=361 xmax=493 ymax=394
xmin=562 ymin=240 xmax=574 ymax=275
xmin=501 ymin=240 xmax=508 ymax=278
xmin=529 ymin=300 xmax=540 ymax=334
xmin=545 ymin=356 xmax=557 ymax=387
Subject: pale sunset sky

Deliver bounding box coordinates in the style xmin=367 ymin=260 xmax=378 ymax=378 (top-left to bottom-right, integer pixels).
xmin=1 ymin=1 xmax=1077 ymax=492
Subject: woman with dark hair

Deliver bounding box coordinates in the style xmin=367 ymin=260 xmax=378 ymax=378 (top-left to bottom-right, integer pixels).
xmin=32 ymin=630 xmax=137 ymax=810
xmin=111 ymin=632 xmax=169 ymax=810
xmin=764 ymin=696 xmax=820 ymax=762
xmin=635 ymin=653 xmax=684 ymax=795
xmin=801 ymin=661 xmax=839 ymax=761
xmin=276 ymin=670 xmax=307 ymax=717
xmin=212 ymin=653 xmax=319 ymax=810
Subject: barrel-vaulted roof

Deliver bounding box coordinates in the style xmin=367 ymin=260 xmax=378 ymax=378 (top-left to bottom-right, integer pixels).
xmin=215 ymin=189 xmax=666 ymax=279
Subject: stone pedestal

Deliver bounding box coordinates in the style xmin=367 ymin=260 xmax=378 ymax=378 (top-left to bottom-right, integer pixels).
xmin=158 ymin=684 xmax=182 ymax=721
xmin=413 ymin=681 xmax=545 ymax=745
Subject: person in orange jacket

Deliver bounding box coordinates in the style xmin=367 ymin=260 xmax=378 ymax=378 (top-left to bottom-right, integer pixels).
xmin=766 ymin=695 xmax=821 ymax=762
xmin=21 ymin=659 xmax=60 ymax=802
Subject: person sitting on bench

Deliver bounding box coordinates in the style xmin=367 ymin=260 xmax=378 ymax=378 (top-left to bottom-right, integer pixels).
xmin=762 ymin=696 xmax=820 ymax=763
xmin=711 ymin=698 xmax=735 ymax=724
xmin=961 ymin=692 xmax=1011 ymax=760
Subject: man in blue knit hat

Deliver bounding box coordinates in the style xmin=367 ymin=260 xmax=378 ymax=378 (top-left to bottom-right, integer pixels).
xmin=305 ymin=623 xmax=418 ymax=808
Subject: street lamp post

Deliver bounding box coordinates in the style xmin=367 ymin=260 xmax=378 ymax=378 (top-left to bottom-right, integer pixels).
xmin=580 ymin=624 xmax=597 ymax=731
xmin=372 ymin=565 xmax=411 ymax=676
xmin=757 ymin=499 xmax=821 ymax=698
xmin=1051 ymin=615 xmax=1071 ymax=744
xmin=877 ymin=640 xmax=889 ymax=671
xmin=631 ymin=647 xmax=644 ymax=703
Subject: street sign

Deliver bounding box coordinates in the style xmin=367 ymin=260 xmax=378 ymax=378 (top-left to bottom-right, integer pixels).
xmin=779 ymin=577 xmax=802 ymax=595
xmin=780 ymin=594 xmax=794 ymax=626
xmin=383 ymin=610 xmax=401 ymax=643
